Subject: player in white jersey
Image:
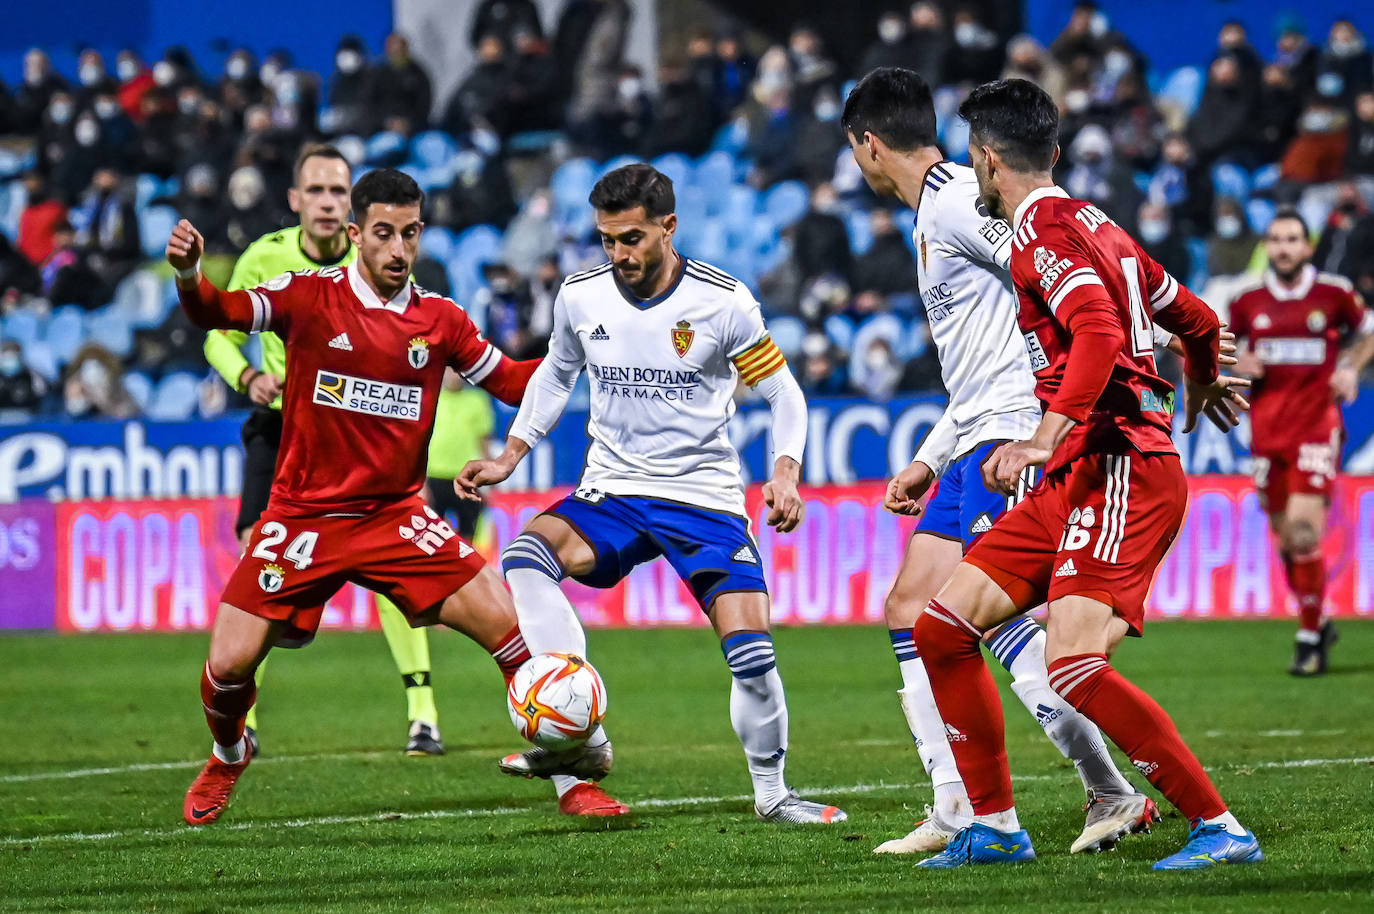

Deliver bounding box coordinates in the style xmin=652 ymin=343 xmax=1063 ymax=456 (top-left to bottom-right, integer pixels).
xmin=458 ymin=164 xmax=848 ymax=825
xmin=844 ymin=68 xmax=1156 ymax=855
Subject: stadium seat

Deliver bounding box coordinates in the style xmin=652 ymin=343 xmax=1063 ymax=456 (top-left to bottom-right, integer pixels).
xmin=1186 ymin=237 xmax=1210 ymax=290
xmin=1 ymin=308 xmax=43 ymax=348
xmin=708 ymin=119 xmax=749 ymax=155
xmin=1212 ymin=163 xmax=1251 ymax=202
xmin=420 ymin=225 xmax=456 ymax=262
xmin=692 ymin=151 xmax=737 ymax=199
xmin=597 ymin=155 xmax=641 ymax=180
xmin=1246 ymin=198 xmax=1276 ymax=232
xmin=411 ymin=130 xmax=458 ymax=169
xmin=722 ymin=184 xmax=759 ymax=237
xmin=852 ymin=314 xmax=904 ymax=360
xmin=1157 ymin=66 xmax=1204 ymax=118
xmin=135 ymin=174 xmax=160 ymax=209
xmin=333 ymin=134 xmax=367 ymax=166
xmin=824 ymin=313 xmax=856 ymax=351
xmin=763 ymin=181 xmax=809 ymax=227
xmin=44 ymin=306 xmax=85 ymax=364
xmin=650 ymin=153 xmax=692 ymax=190
xmin=145 ymin=372 xmax=201 ymax=421
xmin=0 ymin=180 xmax=21 ymax=239
xmin=767 ymin=315 xmax=807 ymax=359
xmin=123 ymin=371 xmax=154 ymax=411
xmin=551 ymin=157 xmax=597 ymax=227
xmin=138 ymin=206 xmax=179 ymax=260
xmin=364 ymin=131 xmax=408 ymax=166
xmin=1251 ymin=163 xmax=1282 ymax=194
xmin=506 ymin=130 xmax=563 ymax=155
xmin=847 ymin=209 xmax=875 ymax=256
xmin=87 ymin=307 xmax=134 ymax=359
xmin=22 ymin=340 xmax=58 ymax=383
xmin=943 ymin=119 xmax=971 ymax=164
xmin=898 ymin=317 xmax=932 ymax=361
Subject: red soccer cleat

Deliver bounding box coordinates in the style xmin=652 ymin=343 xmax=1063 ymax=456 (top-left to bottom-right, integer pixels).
xmin=183 ymin=754 xmax=250 ymax=825
xmin=558 ymin=782 xmax=631 ymax=817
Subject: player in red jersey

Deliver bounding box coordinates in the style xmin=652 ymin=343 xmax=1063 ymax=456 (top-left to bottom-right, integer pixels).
xmin=1230 ymin=209 xmax=1374 ymax=675
xmin=906 ymin=79 xmax=1261 ymax=871
xmin=166 ymin=169 xmax=626 ymax=823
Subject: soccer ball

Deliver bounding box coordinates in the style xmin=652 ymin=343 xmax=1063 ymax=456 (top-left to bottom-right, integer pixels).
xmin=507 ymin=652 xmax=607 ymax=750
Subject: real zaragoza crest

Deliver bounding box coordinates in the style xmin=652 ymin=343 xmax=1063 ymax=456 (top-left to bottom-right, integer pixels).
xmin=671 ymin=320 xmax=694 ymax=358
xmin=408 ymin=337 xmax=430 ymax=368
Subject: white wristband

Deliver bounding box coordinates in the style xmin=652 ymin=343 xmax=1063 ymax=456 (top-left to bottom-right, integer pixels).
xmin=174 ymin=262 xmax=201 ymax=281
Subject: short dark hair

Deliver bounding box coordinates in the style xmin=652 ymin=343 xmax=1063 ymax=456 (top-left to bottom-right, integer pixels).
xmin=588 ymin=163 xmax=675 ymax=218
xmin=294 ymin=143 xmax=350 ymax=183
xmin=350 ymin=168 xmax=424 ymax=222
xmin=1268 ymin=206 xmax=1310 ymax=237
xmin=843 ymin=67 xmax=938 ymax=151
xmin=958 ymin=78 xmax=1059 ymax=172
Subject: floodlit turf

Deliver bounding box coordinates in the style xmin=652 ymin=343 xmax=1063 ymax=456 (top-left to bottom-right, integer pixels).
xmin=0 ymin=621 xmax=1371 ymax=913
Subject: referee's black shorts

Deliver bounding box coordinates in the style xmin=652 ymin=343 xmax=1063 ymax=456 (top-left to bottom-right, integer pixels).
xmin=236 ymin=407 xmax=283 ymax=536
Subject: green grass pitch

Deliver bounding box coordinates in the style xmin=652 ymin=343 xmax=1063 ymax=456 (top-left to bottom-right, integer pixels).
xmin=1 ymin=621 xmax=1372 ymax=913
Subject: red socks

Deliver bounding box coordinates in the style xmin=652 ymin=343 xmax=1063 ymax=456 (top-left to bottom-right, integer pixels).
xmin=490 ymin=626 xmax=531 ymax=683
xmin=911 ymin=600 xmax=1013 ymax=814
xmin=200 ymin=662 xmax=256 ymax=749
xmin=1048 ymin=653 xmax=1226 ymax=820
xmin=1284 ymin=550 xmax=1326 ymax=632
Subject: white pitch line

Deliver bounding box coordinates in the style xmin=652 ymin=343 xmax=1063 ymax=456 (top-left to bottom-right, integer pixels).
xmin=0 ymin=750 xmax=399 ymax=784
xmin=3 ymin=756 xmax=1370 ymax=849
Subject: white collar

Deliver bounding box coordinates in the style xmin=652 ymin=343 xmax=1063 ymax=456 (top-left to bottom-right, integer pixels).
xmin=1012 ymin=184 xmax=1070 ymax=232
xmin=348 ymin=262 xmax=412 ymax=313
xmin=1263 ymin=264 xmax=1316 ymax=301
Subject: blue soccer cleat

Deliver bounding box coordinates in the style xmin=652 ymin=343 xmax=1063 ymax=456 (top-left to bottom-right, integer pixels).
xmin=916 ymin=823 xmax=1037 ymax=868
xmin=1152 ymin=819 xmax=1263 ymax=870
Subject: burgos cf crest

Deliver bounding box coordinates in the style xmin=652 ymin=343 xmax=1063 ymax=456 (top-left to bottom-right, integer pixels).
xmin=407 ymin=337 xmax=430 ymax=369
xmin=671 ymin=320 xmax=694 ymax=358
xmin=258 ymin=563 xmax=285 ymax=594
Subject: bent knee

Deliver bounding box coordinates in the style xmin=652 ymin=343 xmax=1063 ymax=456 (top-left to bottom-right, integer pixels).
xmin=1281 ymin=519 xmax=1320 ymax=556
xmin=525 ymin=514 xmax=597 ymax=576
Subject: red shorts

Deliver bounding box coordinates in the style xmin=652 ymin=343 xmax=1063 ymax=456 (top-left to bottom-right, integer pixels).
xmin=221 ymin=494 xmax=485 ymax=642
xmin=964 ymin=452 xmax=1187 ymax=634
xmin=1253 ymin=433 xmax=1340 ymax=514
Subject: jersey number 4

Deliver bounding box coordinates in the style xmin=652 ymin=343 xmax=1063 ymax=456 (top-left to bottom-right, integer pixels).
xmin=252 ymin=521 xmax=319 ymax=570
xmin=1120 ymin=257 xmax=1154 ymax=358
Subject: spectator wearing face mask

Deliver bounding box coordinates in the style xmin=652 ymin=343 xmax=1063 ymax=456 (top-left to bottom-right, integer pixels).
xmin=1314 ymin=19 xmax=1373 ymax=107
xmin=74 ymin=49 xmax=117 ymax=104
xmin=792 ymin=183 xmax=852 ymax=286
xmin=1063 ymin=124 xmax=1142 ymax=234
xmin=17 ymin=172 xmax=67 ymax=267
xmin=788 ymin=25 xmax=839 ymax=110
xmin=223 ymin=165 xmax=284 ymax=254
xmin=437 ymin=146 xmax=517 ymax=231
xmin=507 ymin=27 xmax=562 ymax=134
xmin=796 ymin=87 xmax=845 ymax=186
xmin=1281 ymin=93 xmax=1349 ymax=185
xmin=152 ymin=46 xmax=202 ymax=94
xmin=1051 ymin=1 xmax=1107 ymax=67
xmin=218 ymin=49 xmax=265 ymax=126
xmin=469 ymin=0 xmax=543 ymax=49
xmin=1002 ymin=35 xmax=1067 ymax=107
xmin=1273 ymin=17 xmax=1319 ymax=96
xmin=0 ymin=341 xmax=48 ymax=414
xmin=742 ymin=49 xmax=799 ymax=187
xmin=64 ymin=344 xmax=136 ymax=419
xmin=476 ymin=262 xmax=539 ymax=359
xmin=851 ymin=337 xmax=902 ymax=400
xmin=1149 ymin=133 xmax=1213 ymax=238
xmin=1213 ymin=21 xmax=1264 ymax=85
xmin=35 ymin=89 xmax=76 ymax=177
xmin=72 ymin=168 xmax=141 ymax=285
xmin=946 ymin=10 xmax=1004 ymax=85
xmin=501 ymin=189 xmax=558 ymax=277
xmin=712 ymin=33 xmax=755 ymax=119
xmin=907 ymin=2 xmax=950 ymax=88
xmin=88 ymin=90 xmax=137 ymax=171
xmin=854 ymin=208 xmax=919 ymax=297
xmin=134 ymin=88 xmax=179 ymax=177
xmin=113 ymin=49 xmax=155 ymax=122
xmin=859 ymin=12 xmax=919 ymax=78
xmin=447 ymin=33 xmax=515 ymax=136
xmin=1313 ymin=182 xmax=1374 ymax=297
xmin=326 ymin=35 xmax=373 ymax=135
xmin=174 ymin=163 xmax=231 ymax=254
xmin=15 ymin=48 xmax=68 ymax=134
xmin=1188 ymin=53 xmax=1258 ymax=165
xmin=644 ymin=58 xmax=714 ymax=157
xmin=1207 ymin=197 xmax=1258 ymax=278
xmin=1136 ymin=201 xmax=1191 ymax=281
xmin=369 ymin=34 xmax=432 ymax=135
xmin=799 ymin=333 xmax=848 ymax=396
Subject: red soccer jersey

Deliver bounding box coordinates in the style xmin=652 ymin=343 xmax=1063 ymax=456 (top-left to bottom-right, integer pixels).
xmin=1009 ymin=187 xmax=1218 ymax=474
xmin=1228 ymin=265 xmax=1370 ymax=455
xmin=238 ymin=264 xmax=504 ymax=514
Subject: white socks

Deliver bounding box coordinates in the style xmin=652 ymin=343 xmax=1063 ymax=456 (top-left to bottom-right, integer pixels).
xmin=973 ymin=808 xmax=1021 ymax=833
xmin=501 ymin=534 xmax=587 ymax=658
xmin=1204 ymin=811 xmax=1248 ymax=836
xmin=212 ymin=736 xmax=247 ymax=765
xmin=722 ymin=633 xmax=789 ymax=811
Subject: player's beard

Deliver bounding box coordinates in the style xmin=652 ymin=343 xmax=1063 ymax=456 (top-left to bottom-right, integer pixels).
xmin=1271 ymin=258 xmax=1306 ymax=283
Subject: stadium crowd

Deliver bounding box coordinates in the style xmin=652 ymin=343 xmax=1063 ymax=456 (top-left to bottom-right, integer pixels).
xmin=1 ymin=1 xmax=1373 ymax=419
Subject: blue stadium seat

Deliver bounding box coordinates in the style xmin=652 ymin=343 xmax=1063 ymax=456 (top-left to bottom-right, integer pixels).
xmin=898 ymin=317 xmax=931 ymax=361
xmin=1186 ymin=238 xmax=1209 ymax=290
xmin=506 ymin=130 xmax=562 ymax=154
xmin=0 ymin=180 xmax=20 ymax=239
xmin=1212 ymin=163 xmax=1250 ymax=202
xmin=420 ymin=225 xmax=456 ymax=262
xmin=411 ymin=130 xmax=458 ymax=169
xmin=551 ymin=157 xmax=596 ymax=228
xmin=597 ymin=155 xmax=641 ymax=180
xmin=45 ymin=306 xmax=85 ymax=364
xmin=22 ymin=340 xmax=58 ymax=382
xmin=333 ymin=134 xmax=367 ymax=167
xmin=1246 ymin=198 xmax=1276 ymax=232
xmin=852 ymin=313 xmax=904 ymax=363
xmin=824 ymin=313 xmax=856 ymax=351
xmin=943 ymin=118 xmax=971 ymax=164
xmin=364 ymin=131 xmax=408 ymax=166
xmin=650 ymin=153 xmax=692 ymax=191
xmin=847 ymin=209 xmax=875 ymax=256
xmin=708 ymin=119 xmax=749 ymax=155
xmin=1251 ymin=163 xmax=1282 ymax=193
xmin=146 ymin=372 xmax=201 ymax=421
xmin=88 ymin=307 xmax=134 ymax=359
xmin=135 ymin=174 xmax=160 ymax=209
xmin=676 ymin=185 xmax=709 ymax=230
xmin=1 ymin=308 xmax=43 ymax=348
xmin=763 ymin=181 xmax=809 ymax=227
xmin=139 ymin=206 xmax=179 ymax=260
xmin=721 ymin=184 xmax=758 ymax=232
xmin=692 ymin=151 xmax=736 ymax=199
xmin=1158 ymin=66 xmax=1204 ymax=117
xmin=767 ymin=315 xmax=807 ymax=359
xmin=123 ymin=371 xmax=154 ymax=411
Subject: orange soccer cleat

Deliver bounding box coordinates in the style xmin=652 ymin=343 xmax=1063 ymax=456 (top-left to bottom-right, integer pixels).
xmin=558 ymin=782 xmax=631 ymax=817
xmin=183 ymin=753 xmax=251 ymax=825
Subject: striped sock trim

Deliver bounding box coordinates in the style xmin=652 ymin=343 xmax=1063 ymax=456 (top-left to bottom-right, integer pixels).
xmin=722 ymin=631 xmax=777 ymax=679
xmin=501 ymin=532 xmax=565 ymax=581
xmin=888 ymin=629 xmax=918 ymax=664
xmin=1047 ymin=653 xmax=1110 ymax=701
xmin=985 ymin=616 xmax=1041 ymax=670
xmin=491 ymin=627 xmax=532 ymax=679
xmin=923 ymin=599 xmax=984 ymax=639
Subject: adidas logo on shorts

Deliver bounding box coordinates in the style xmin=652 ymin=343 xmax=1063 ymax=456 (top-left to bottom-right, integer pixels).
xmin=732 ymin=544 xmax=758 ymax=564
xmin=1055 ymin=559 xmax=1077 ymax=578
xmin=970 ymin=512 xmax=993 ymax=535
xmin=1133 ymin=758 xmax=1159 ymax=776
xmin=328 ymin=332 xmax=353 ymax=351
xmin=589 ymin=324 xmax=610 ymax=341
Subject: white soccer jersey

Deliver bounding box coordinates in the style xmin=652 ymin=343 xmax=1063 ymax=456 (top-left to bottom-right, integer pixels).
xmin=511 ymin=258 xmax=785 ymax=515
xmin=911 ymin=162 xmax=1043 ymax=475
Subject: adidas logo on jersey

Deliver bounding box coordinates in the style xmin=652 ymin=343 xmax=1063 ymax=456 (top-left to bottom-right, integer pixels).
xmin=970 ymin=513 xmax=993 ymax=536
xmin=1055 ymin=559 xmax=1078 ymax=578
xmin=328 ymin=332 xmax=353 ymax=351
xmin=944 ymin=723 xmax=968 ymax=742
xmin=589 ymin=324 xmax=610 ymax=341
xmin=732 ymin=545 xmax=758 ymax=564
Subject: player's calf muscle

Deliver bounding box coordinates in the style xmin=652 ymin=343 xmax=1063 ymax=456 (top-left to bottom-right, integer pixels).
xmin=436 ymin=565 xmax=520 ymax=649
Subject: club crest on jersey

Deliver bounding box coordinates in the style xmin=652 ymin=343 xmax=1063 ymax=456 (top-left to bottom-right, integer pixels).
xmin=407 ymin=337 xmax=430 ymax=369
xmin=672 ymin=320 xmax=695 ymax=358
xmin=1254 ymin=313 xmax=1272 ymax=330
xmin=1307 ymin=310 xmax=1327 ymax=333
xmin=919 ymin=233 xmax=927 ymax=270
xmin=258 ymin=563 xmax=284 ymax=593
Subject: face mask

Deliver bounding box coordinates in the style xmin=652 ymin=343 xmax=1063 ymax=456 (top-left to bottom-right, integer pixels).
xmin=260 ymin=62 xmax=282 ymax=85
xmin=1140 ymin=219 xmax=1169 ymax=244
xmin=490 ymin=277 xmax=513 ymax=294
xmin=0 ymin=354 xmax=21 ymax=377
xmin=24 ymin=62 xmax=44 ymax=86
xmin=116 ymin=58 xmax=139 ymax=81
xmin=1331 ymin=38 xmax=1363 ymax=58
xmin=178 ymin=94 xmax=199 ymax=115
xmin=74 ymin=118 xmax=99 ymax=146
xmin=864 ymin=349 xmax=891 ymax=372
xmin=49 ymin=101 xmax=72 ymax=124
xmin=954 ymin=23 xmax=980 ymax=46
xmin=79 ymin=358 xmax=108 ymax=389
xmin=814 ymin=196 xmax=839 ymax=215
xmin=879 ymin=20 xmax=904 ymax=44
xmin=471 ymin=128 xmax=500 ymax=156
xmin=94 ymin=99 xmax=119 ymax=119
xmin=618 ymin=78 xmax=642 ymax=103
xmin=79 ymin=63 xmax=103 ymax=86
xmin=153 ymin=61 xmax=177 ymax=86
xmin=226 ymin=57 xmax=249 ymax=80
xmin=1104 ymin=49 xmax=1132 ymax=76
xmin=1301 ymin=109 xmax=1336 ymax=132
xmin=336 ymin=50 xmax=362 ymax=74
xmin=1065 ymin=89 xmax=1091 ymax=113
xmin=814 ymin=101 xmax=840 ymax=121
xmin=1317 ymin=72 xmax=1344 ymax=98
xmin=1216 ymin=215 xmax=1242 ymax=239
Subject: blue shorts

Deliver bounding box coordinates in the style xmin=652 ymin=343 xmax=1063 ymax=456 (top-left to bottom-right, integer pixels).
xmin=918 ymin=440 xmax=1036 ymax=550
xmin=546 ymin=490 xmax=767 ymax=611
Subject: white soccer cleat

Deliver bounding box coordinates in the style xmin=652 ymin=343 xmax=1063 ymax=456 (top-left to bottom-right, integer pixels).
xmin=873 ymin=805 xmax=961 ymax=854
xmin=755 ymin=789 xmax=847 ymax=824
xmin=1071 ymin=790 xmax=1161 ymax=853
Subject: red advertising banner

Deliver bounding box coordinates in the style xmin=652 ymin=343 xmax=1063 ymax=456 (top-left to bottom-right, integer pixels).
xmin=42 ymin=477 xmax=1374 ymax=633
